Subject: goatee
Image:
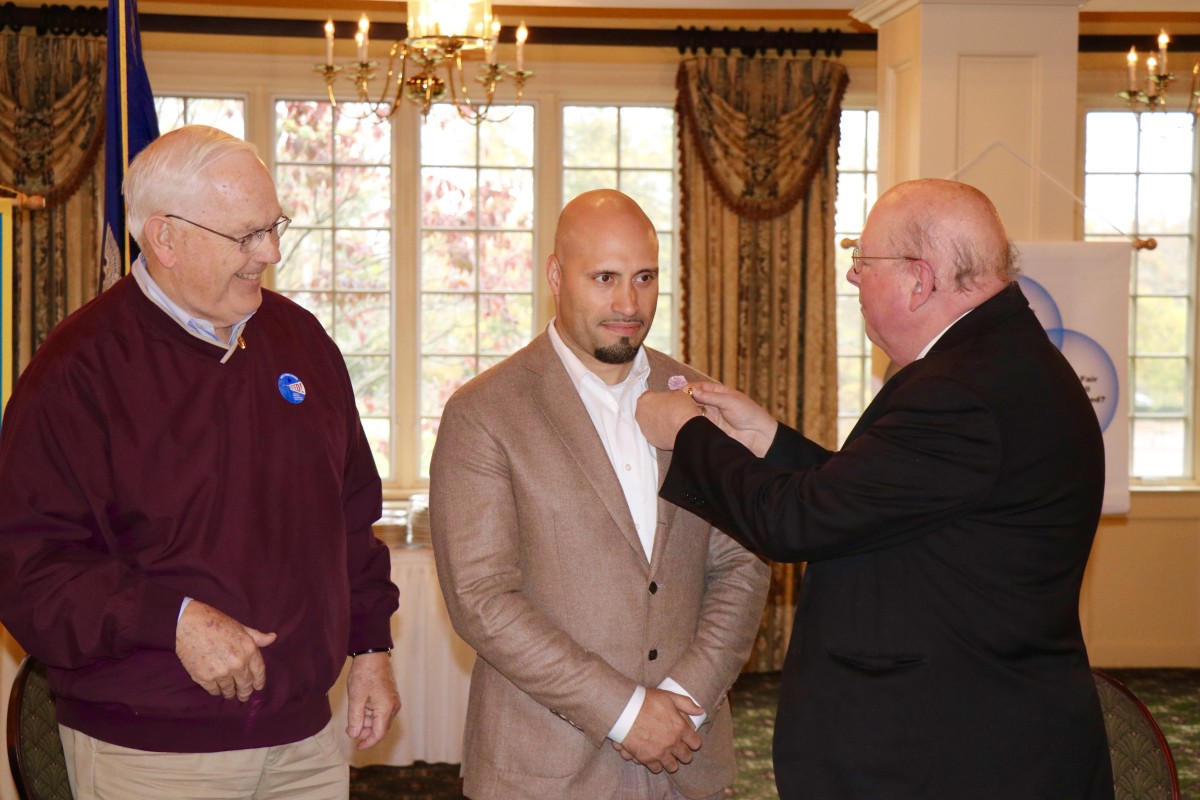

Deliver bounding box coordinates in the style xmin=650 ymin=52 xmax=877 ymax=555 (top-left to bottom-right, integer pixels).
xmin=594 ymin=338 xmax=639 ymax=364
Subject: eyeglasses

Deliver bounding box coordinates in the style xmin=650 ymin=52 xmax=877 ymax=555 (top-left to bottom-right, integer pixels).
xmin=850 ymin=247 xmax=919 ymax=275
xmin=166 ymin=214 xmax=291 ymax=253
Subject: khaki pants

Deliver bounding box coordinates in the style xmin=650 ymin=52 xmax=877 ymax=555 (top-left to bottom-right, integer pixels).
xmin=60 ymin=719 xmax=348 ymax=800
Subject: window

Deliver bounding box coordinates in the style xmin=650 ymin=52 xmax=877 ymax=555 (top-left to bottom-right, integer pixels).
xmin=833 ymin=109 xmax=879 ymax=444
xmin=417 ymin=104 xmax=536 ymax=478
xmin=273 ymin=101 xmax=395 ymax=478
xmin=1084 ymin=112 xmax=1196 ymax=479
xmin=562 ymin=105 xmax=677 ymax=354
xmin=155 ymin=96 xmax=245 ymax=137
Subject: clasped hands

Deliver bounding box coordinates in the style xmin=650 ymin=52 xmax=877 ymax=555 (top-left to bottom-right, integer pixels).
xmin=636 ymin=381 xmax=778 ymax=458
xmin=610 ymin=688 xmax=704 ymax=774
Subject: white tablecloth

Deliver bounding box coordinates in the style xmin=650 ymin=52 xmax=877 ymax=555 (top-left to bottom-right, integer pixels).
xmin=333 ymin=545 xmax=475 ymax=767
xmin=0 ymin=545 xmax=474 ymax=800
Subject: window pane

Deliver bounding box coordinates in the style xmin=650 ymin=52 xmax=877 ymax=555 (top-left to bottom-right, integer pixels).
xmin=479 ymin=168 xmax=534 ymax=228
xmin=277 ymin=228 xmax=333 ymax=290
xmin=563 ymin=106 xmax=617 ymax=167
xmin=1133 ymin=357 xmax=1187 ymax=413
xmin=335 ymin=229 xmax=391 ymax=291
xmin=276 ymin=165 xmax=333 ymax=226
xmin=1134 ymin=297 xmax=1188 ymax=355
xmin=421 ymin=356 xmax=478 ymax=418
xmin=1132 ymin=418 xmax=1185 ymax=478
xmin=480 ymin=232 xmax=533 ymax=292
xmin=421 ymin=293 xmax=478 ymax=354
xmin=564 ymin=169 xmax=618 ymax=200
xmin=274 ymin=100 xmax=393 ymax=479
xmin=422 ymin=167 xmax=478 ymax=227
xmin=480 ymin=293 xmax=533 ymax=355
xmin=1139 ymin=113 xmax=1194 ymax=173
xmin=619 ymin=107 xmax=674 ymax=168
xmin=1138 ymin=174 xmax=1193 ymax=234
xmin=346 ymin=355 xmax=391 ymax=416
xmin=418 ymin=105 xmax=536 ymax=478
xmin=335 ymin=166 xmax=391 ymax=227
xmin=838 ymin=110 xmax=867 ymax=172
xmin=1085 ymin=112 xmax=1137 ymax=173
xmin=480 ymin=105 xmax=534 ymax=166
xmin=1083 ymin=174 xmax=1136 ymax=235
xmin=1085 ymin=109 xmax=1196 ymax=481
xmin=619 ymin=170 xmax=673 ymax=231
xmin=421 ymin=105 xmax=476 ymax=166
xmin=422 ymin=232 xmax=477 ymax=292
xmin=836 ymin=173 xmax=868 ymax=232
xmin=1136 ymin=236 xmax=1190 ymax=296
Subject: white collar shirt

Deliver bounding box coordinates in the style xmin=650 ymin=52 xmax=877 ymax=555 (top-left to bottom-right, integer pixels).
xmin=547 ymin=321 xmax=659 ymax=561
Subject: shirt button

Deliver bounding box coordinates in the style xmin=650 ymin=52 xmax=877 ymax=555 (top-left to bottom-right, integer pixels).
xmin=624 ymin=463 xmax=631 ymax=471
xmin=648 ymin=649 xmax=658 ymax=661
xmin=649 ymin=582 xmax=658 ymax=594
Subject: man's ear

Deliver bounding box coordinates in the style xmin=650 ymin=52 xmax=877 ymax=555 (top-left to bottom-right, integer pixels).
xmin=546 ymin=253 xmax=562 ymax=298
xmin=142 ymin=216 xmax=178 ymax=268
xmin=910 ymin=259 xmax=937 ymax=311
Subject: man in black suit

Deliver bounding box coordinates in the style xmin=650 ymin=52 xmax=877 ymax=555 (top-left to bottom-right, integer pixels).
xmin=636 ymin=178 xmax=1114 ymax=799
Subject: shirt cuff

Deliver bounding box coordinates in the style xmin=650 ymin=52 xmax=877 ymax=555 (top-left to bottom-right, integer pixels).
xmin=606 ymin=685 xmax=646 ymax=743
xmin=177 ymin=596 xmax=192 ymax=625
xmin=658 ymin=676 xmax=707 ymax=729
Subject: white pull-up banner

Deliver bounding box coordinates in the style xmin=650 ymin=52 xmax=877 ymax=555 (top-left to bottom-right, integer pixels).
xmin=1015 ymin=241 xmax=1131 ymax=515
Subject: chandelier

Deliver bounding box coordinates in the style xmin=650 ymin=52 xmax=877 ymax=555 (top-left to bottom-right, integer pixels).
xmin=317 ymin=0 xmax=531 ymax=124
xmin=1119 ymin=30 xmax=1199 ymax=114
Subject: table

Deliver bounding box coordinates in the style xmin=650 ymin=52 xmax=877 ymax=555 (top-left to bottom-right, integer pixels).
xmin=0 ymin=545 xmax=474 ymax=800
xmin=332 ymin=544 xmax=476 ymax=767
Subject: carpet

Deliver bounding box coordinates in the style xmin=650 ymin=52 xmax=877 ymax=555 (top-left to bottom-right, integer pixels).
xmin=351 ymin=669 xmax=1200 ymax=800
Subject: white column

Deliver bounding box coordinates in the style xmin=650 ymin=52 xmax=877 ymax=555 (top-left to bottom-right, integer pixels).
xmin=852 ymin=0 xmax=1081 ymax=241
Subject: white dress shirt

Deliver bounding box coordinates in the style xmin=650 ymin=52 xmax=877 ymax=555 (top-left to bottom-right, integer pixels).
xmin=546 ymin=322 xmax=706 ymax=742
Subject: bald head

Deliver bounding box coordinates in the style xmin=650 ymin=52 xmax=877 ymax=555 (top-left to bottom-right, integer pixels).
xmin=554 ymin=189 xmax=657 ymax=266
xmin=874 ymin=178 xmax=1017 ymax=292
xmin=547 ymin=190 xmax=660 ymax=383
xmin=852 ymin=179 xmax=1016 ymax=367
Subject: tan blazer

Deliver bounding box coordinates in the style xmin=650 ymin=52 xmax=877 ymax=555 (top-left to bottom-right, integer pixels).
xmin=430 ymin=333 xmax=770 ymax=800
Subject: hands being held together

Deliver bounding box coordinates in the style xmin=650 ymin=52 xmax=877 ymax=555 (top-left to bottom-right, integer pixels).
xmin=636 ymin=380 xmax=778 ymax=458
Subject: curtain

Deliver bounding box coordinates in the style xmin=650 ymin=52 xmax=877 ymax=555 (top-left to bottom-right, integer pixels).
xmin=0 ymin=32 xmax=106 ymax=374
xmin=677 ymin=55 xmax=847 ymax=671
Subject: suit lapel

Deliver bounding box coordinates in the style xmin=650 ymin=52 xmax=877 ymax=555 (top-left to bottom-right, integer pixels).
xmin=527 ymin=334 xmax=647 ymax=563
xmin=646 ymin=354 xmax=679 ymax=574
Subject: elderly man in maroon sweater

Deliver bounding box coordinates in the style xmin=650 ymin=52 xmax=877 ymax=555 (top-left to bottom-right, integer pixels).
xmin=0 ymin=125 xmax=400 ymax=799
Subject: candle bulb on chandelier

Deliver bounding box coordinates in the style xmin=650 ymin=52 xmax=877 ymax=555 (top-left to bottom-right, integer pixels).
xmin=1126 ymin=47 xmax=1138 ymax=93
xmin=1158 ymin=29 xmax=1169 ymax=76
xmin=324 ymin=19 xmax=335 ymax=67
xmin=1146 ymin=55 xmax=1158 ymax=96
xmin=516 ymin=21 xmax=528 ymax=71
xmin=357 ymin=14 xmax=370 ymax=62
xmin=486 ymin=17 xmax=500 ymax=65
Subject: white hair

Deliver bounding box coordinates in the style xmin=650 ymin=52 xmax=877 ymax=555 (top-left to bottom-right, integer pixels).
xmin=124 ymin=125 xmax=264 ymax=249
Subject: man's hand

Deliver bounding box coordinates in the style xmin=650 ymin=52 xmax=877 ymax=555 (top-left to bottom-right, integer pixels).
xmin=346 ymin=652 xmax=401 ymax=750
xmin=613 ymin=688 xmax=703 ymax=773
xmin=636 ymin=389 xmax=707 ymax=451
xmin=686 ymin=382 xmax=778 ymax=457
xmin=175 ymin=600 xmax=277 ymax=702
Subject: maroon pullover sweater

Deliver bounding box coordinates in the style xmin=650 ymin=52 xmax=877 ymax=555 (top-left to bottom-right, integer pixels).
xmin=0 ymin=275 xmax=398 ymax=752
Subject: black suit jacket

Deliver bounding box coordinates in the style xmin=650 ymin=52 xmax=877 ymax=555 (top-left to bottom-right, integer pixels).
xmin=662 ymin=284 xmax=1114 ymax=799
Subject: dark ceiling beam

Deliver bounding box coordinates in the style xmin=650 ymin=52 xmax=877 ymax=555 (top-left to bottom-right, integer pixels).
xmin=1 ymin=4 xmax=1197 ymax=56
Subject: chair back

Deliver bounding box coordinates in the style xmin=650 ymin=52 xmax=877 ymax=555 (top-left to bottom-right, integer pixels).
xmin=1093 ymin=668 xmax=1181 ymax=800
xmin=6 ymin=656 xmax=72 ymax=800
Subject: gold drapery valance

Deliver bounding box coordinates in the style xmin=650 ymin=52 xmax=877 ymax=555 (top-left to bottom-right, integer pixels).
xmin=0 ymin=32 xmax=106 ymax=371
xmin=677 ymin=55 xmax=847 ymax=671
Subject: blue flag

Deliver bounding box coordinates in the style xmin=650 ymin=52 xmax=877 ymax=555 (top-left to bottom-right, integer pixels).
xmin=101 ymin=0 xmax=159 ymax=292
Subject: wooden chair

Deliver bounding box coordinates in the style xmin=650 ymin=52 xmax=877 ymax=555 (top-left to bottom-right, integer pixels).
xmin=6 ymin=656 xmax=72 ymax=800
xmin=1093 ymin=668 xmax=1181 ymax=800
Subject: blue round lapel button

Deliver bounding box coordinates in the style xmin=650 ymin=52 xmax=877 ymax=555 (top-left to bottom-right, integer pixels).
xmin=278 ymin=373 xmax=307 ymax=404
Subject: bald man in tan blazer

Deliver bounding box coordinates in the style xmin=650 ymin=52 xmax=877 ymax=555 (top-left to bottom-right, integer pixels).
xmin=430 ymin=190 xmax=769 ymax=800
